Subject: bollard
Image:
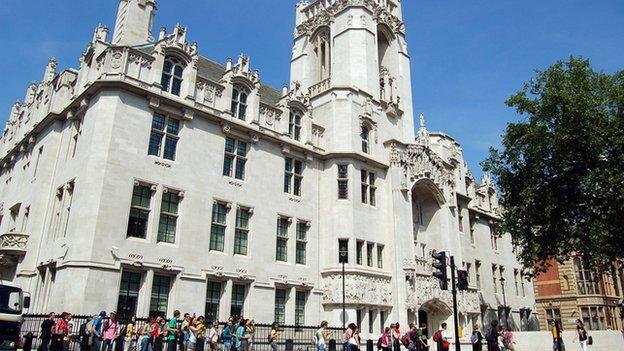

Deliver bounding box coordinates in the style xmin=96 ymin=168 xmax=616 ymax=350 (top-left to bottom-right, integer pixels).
xmin=285 ymin=339 xmax=294 ymax=351
xmin=23 ymin=332 xmax=34 ymax=351
xmin=366 ymin=339 xmax=373 ymax=351
xmin=329 ymin=339 xmax=337 ymax=351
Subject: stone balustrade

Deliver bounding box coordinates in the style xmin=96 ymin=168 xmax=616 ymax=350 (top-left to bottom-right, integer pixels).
xmin=308 ymin=78 xmax=331 ymax=97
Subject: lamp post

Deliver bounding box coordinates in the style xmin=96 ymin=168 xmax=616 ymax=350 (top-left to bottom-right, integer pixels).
xmin=339 ymin=247 xmax=348 ymax=329
xmin=500 ymin=277 xmax=508 ymax=327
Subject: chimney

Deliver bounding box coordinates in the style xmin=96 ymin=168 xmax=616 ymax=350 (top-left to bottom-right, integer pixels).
xmin=112 ymin=0 xmax=157 ymax=46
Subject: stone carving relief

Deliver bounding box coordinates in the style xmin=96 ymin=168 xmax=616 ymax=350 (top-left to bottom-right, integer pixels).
xmin=296 ymin=0 xmax=405 ymax=37
xmin=390 ymin=143 xmax=454 ymax=195
xmin=322 ymin=273 xmax=392 ymax=306
xmin=260 ymin=105 xmax=283 ymax=126
xmin=196 ymin=79 xmax=225 ymax=104
xmin=0 ymin=233 xmax=29 ymax=253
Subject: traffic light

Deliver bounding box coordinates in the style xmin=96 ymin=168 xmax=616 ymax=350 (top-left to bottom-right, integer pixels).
xmin=457 ymin=269 xmax=469 ymax=290
xmin=432 ymin=251 xmax=448 ymax=290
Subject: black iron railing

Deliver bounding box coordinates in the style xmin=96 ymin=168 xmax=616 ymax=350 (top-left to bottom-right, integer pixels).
xmin=21 ymin=315 xmax=348 ymax=351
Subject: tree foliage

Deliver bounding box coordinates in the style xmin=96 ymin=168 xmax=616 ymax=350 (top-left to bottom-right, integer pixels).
xmin=483 ymin=57 xmax=624 ymax=272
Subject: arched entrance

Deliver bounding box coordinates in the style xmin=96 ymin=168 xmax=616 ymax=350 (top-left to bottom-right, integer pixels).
xmin=419 ymin=299 xmax=452 ymax=337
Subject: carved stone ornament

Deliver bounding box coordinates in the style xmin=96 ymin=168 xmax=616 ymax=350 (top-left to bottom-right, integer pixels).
xmin=322 ymin=273 xmax=392 ymax=306
xmin=295 ymin=0 xmax=405 ymax=37
xmin=390 ymin=143 xmax=454 ymax=195
xmin=110 ymin=50 xmax=124 ymax=69
xmin=0 ymin=233 xmax=29 ymax=252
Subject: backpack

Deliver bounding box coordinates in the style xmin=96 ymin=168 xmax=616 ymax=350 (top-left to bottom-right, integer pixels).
xmin=400 ymin=332 xmax=411 ymax=346
xmin=470 ymin=333 xmax=479 ymax=345
xmin=433 ymin=330 xmax=442 ymax=343
xmin=377 ymin=337 xmax=383 ymax=350
xmin=312 ymin=333 xmax=318 ymax=345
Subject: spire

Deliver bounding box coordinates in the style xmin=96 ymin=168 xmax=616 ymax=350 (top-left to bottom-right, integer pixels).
xmin=112 ymin=0 xmax=157 ymax=46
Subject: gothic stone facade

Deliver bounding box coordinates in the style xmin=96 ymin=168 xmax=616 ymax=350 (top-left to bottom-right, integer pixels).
xmin=0 ymin=0 xmax=536 ymax=340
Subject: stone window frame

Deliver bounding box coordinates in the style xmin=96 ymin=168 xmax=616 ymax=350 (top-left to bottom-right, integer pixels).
xmin=275 ymin=216 xmax=291 ymax=262
xmin=376 ymin=244 xmax=384 ymax=269
xmin=209 ymin=201 xmax=231 ymax=252
xmin=233 ymin=206 xmax=252 ymax=256
xmin=148 ymin=112 xmax=180 ymax=161
xmin=337 ymin=164 xmax=349 ymax=200
xmin=284 ymin=157 xmax=304 ymax=197
xmin=360 ymin=169 xmax=377 ymax=206
xmin=288 ymin=109 xmax=303 ymax=141
xmin=205 ymin=280 xmax=222 ymax=323
xmin=222 ymin=136 xmax=248 ymax=181
xmin=156 ymin=188 xmax=182 ymax=244
xmin=126 ymin=181 xmax=156 ymax=240
xmin=149 ymin=274 xmax=172 ymax=317
xmin=274 ymin=288 xmax=287 ymax=324
xmin=231 ymin=85 xmax=249 ymax=121
xmin=294 ymin=290 xmax=307 ymax=326
xmin=230 ymin=283 xmax=246 ymax=317
xmin=295 ymin=220 xmax=310 ymax=265
xmin=161 ymin=56 xmax=185 ymax=96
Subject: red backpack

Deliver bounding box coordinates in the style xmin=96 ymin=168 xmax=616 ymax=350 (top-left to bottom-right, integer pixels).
xmin=433 ymin=330 xmax=443 ymax=343
xmin=400 ymin=332 xmax=411 ymax=346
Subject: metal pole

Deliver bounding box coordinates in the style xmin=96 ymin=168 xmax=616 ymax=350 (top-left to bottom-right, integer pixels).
xmin=450 ymin=256 xmax=460 ymax=351
xmin=500 ymin=278 xmax=508 ymax=328
xmin=342 ymin=261 xmax=346 ymax=329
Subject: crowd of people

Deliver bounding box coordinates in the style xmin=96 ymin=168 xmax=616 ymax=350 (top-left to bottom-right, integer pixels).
xmin=36 ymin=311 xmax=252 ymax=351
xmin=35 ymin=311 xmax=592 ymax=351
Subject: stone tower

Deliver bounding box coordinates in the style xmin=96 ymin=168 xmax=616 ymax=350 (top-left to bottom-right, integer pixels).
xmin=289 ymin=0 xmax=416 ymax=326
xmin=111 ymin=0 xmax=157 ymax=46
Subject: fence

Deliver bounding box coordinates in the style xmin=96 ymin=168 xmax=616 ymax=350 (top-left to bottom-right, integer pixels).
xmin=21 ymin=315 xmax=348 ymax=351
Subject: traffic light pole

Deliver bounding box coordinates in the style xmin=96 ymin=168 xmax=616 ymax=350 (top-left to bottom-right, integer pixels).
xmin=450 ymin=256 xmax=461 ymax=351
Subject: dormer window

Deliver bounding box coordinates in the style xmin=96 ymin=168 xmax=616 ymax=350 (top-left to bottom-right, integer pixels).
xmin=231 ymin=86 xmax=248 ymax=120
xmin=361 ymin=125 xmax=370 ymax=154
xmin=288 ymin=111 xmax=302 ymax=141
xmin=161 ymin=57 xmax=185 ymax=96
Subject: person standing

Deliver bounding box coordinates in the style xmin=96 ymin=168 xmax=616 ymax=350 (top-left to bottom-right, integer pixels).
xmin=92 ymin=311 xmax=107 ymax=351
xmin=53 ymin=312 xmax=72 ymax=351
xmin=391 ymin=323 xmax=401 ymax=351
xmin=246 ymin=320 xmax=255 ymax=351
xmin=222 ymin=320 xmax=233 ymax=351
xmin=235 ymin=319 xmax=248 ymax=351
xmin=138 ymin=317 xmax=154 ymax=351
xmin=315 ymin=321 xmax=329 ymax=351
xmin=486 ymin=321 xmax=500 ymax=351
xmin=471 ymin=325 xmax=484 ymax=351
xmin=103 ymin=312 xmax=119 ymax=351
xmin=195 ymin=317 xmax=206 ymax=351
xmin=434 ymin=323 xmax=451 ymax=351
xmin=39 ymin=312 xmax=56 ymax=351
xmin=152 ymin=317 xmax=165 ymax=351
xmin=418 ymin=323 xmax=429 ymax=351
xmin=207 ymin=321 xmax=219 ymax=351
xmin=268 ymin=323 xmax=279 ymax=351
xmin=380 ymin=327 xmax=391 ymax=351
xmin=124 ymin=316 xmax=137 ymax=351
xmin=502 ymin=327 xmax=514 ymax=351
xmin=165 ymin=311 xmax=180 ymax=351
xmin=573 ymin=319 xmax=588 ymax=351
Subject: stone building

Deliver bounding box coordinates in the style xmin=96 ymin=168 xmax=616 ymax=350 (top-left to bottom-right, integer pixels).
xmin=534 ymin=259 xmax=624 ymax=331
xmin=0 ymin=0 xmax=537 ymax=339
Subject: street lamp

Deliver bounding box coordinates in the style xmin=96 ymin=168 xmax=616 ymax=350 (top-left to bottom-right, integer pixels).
xmin=500 ymin=277 xmax=508 ymax=327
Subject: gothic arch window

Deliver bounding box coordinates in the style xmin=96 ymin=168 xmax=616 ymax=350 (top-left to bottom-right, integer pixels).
xmin=288 ymin=110 xmax=303 ymax=141
xmin=361 ymin=125 xmax=370 ymax=154
xmin=231 ymin=85 xmax=249 ymax=121
xmin=377 ymin=25 xmax=396 ymax=71
xmin=161 ymin=56 xmax=185 ymax=96
xmin=312 ymin=28 xmax=331 ymax=83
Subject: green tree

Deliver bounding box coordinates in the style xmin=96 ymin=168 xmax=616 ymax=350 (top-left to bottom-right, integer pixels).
xmin=483 ymin=57 xmax=624 ymax=272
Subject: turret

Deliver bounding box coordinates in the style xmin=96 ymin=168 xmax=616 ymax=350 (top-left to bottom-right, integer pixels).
xmin=111 ymin=0 xmax=156 ymax=46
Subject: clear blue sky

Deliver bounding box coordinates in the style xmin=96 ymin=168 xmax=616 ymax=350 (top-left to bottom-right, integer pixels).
xmin=1 ymin=0 xmax=622 ymax=177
